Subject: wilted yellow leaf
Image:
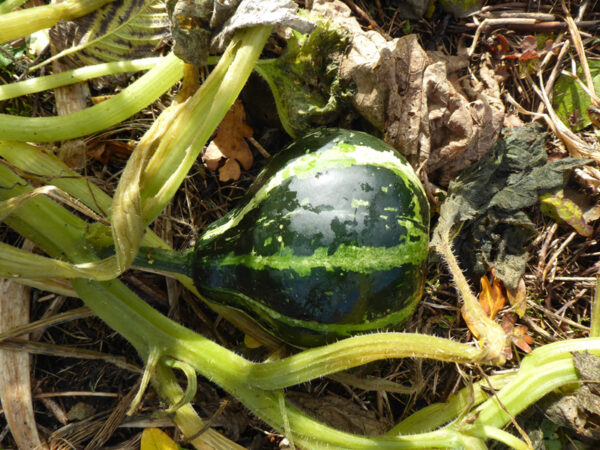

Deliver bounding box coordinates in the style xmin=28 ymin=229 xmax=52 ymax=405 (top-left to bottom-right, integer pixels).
xmin=244 ymin=334 xmax=262 ymax=349
xmin=140 ymin=428 xmax=178 ymax=450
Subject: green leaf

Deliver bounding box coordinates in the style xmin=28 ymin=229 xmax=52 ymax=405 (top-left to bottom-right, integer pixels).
xmin=46 ymin=0 xmax=169 ymax=67
xmin=540 ymin=189 xmax=594 ymax=237
xmin=254 ymin=15 xmax=352 ymax=138
xmin=553 ymin=60 xmax=600 ymax=131
xmin=432 ymin=123 xmax=589 ymax=289
xmin=0 ymin=40 xmax=27 ymax=68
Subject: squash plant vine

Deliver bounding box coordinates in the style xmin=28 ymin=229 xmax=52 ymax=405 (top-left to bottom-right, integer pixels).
xmin=0 ymin=1 xmax=598 ymax=448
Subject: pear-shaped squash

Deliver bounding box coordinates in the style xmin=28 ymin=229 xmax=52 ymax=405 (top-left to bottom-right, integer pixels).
xmin=190 ymin=128 xmax=429 ymax=347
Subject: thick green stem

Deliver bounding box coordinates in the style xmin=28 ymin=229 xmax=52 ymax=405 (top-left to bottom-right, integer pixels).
xmin=70 ymin=279 xmax=474 ymax=449
xmin=140 ymin=26 xmax=272 ymax=223
xmin=472 ymin=338 xmax=600 ymax=429
xmin=247 ymin=333 xmax=482 ymax=390
xmin=0 ymin=57 xmax=162 ymax=101
xmin=0 ymin=52 xmax=183 ymax=142
xmin=0 ymin=0 xmax=115 ymax=43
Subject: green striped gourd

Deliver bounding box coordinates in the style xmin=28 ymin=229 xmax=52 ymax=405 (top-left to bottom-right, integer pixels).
xmin=145 ymin=129 xmax=430 ymax=347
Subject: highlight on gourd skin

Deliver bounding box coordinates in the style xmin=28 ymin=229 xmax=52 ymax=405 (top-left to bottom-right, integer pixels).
xmin=135 ymin=128 xmax=430 ymax=347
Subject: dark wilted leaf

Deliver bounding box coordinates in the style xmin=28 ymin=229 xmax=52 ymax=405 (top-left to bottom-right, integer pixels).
xmin=431 ymin=123 xmax=589 ymax=289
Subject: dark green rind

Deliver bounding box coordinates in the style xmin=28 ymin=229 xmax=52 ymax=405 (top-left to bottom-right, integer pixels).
xmin=132 ymin=247 xmax=194 ymax=278
xmin=191 ymin=129 xmax=429 ymax=347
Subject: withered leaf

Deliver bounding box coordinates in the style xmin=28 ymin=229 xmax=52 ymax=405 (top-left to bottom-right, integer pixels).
xmin=203 ymin=142 xmax=224 ymax=171
xmin=500 ymin=313 xmax=533 ymax=356
xmin=167 ymin=0 xmax=212 ymax=66
xmin=219 ymin=158 xmax=241 ymax=182
xmin=431 ymin=123 xmax=589 ymax=290
xmin=203 ymin=99 xmax=254 ymax=181
xmin=478 ymin=273 xmax=506 ymax=319
xmin=540 ymin=188 xmax=596 ymax=237
xmin=253 ymin=10 xmax=351 ymax=138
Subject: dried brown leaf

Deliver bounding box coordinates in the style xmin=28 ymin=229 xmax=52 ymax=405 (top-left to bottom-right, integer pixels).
xmin=500 ymin=313 xmax=534 ymax=356
xmin=315 ymin=0 xmax=504 ymax=185
xmin=202 ymin=141 xmax=224 ymax=171
xmin=203 ymin=99 xmax=254 ymax=181
xmin=219 ymin=158 xmax=241 ymax=182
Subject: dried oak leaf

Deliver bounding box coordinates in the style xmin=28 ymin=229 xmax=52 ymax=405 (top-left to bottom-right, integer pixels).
xmin=219 ymin=157 xmax=242 ymax=182
xmin=202 ymin=99 xmax=253 ymax=181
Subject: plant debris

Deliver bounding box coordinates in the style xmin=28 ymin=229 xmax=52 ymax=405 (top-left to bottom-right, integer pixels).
xmin=432 ymin=123 xmax=589 ymax=290
xmin=311 ymin=0 xmax=505 ymax=186
xmin=202 ymin=99 xmax=254 ymax=182
xmin=500 ymin=312 xmax=534 ymax=356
